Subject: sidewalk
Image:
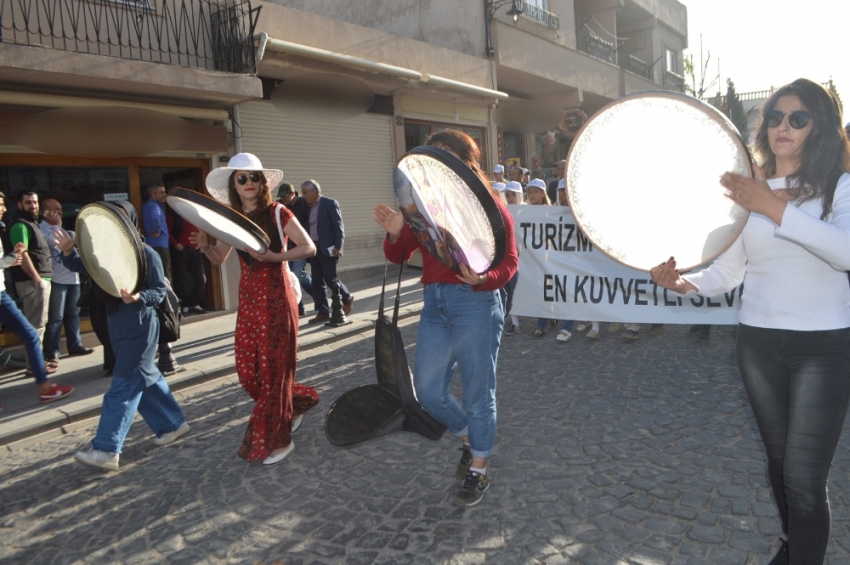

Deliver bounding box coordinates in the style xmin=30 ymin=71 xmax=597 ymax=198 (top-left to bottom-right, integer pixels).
xmin=0 ymin=267 xmax=424 ymax=450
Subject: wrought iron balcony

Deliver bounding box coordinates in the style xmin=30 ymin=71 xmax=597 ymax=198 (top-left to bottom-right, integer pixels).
xmin=620 ymin=53 xmax=651 ymax=80
xmin=663 ymin=70 xmax=685 ymax=92
xmin=0 ymin=0 xmax=260 ymax=73
xmin=576 ymin=30 xmax=615 ymax=64
xmin=515 ymin=0 xmax=559 ymax=29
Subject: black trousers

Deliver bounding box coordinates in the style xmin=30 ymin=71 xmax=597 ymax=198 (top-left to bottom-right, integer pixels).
xmin=152 ymin=246 xmax=172 ymax=283
xmin=171 ymin=247 xmax=206 ymax=308
xmin=307 ymin=252 xmax=351 ymax=316
xmin=737 ymin=323 xmax=850 ymax=565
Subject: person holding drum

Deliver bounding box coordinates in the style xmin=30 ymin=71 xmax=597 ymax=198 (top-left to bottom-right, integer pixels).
xmin=56 ymin=201 xmax=189 ymax=471
xmin=191 ymin=153 xmax=318 ymax=467
xmin=374 ymin=129 xmax=518 ymax=507
xmin=651 ymin=78 xmax=850 ymax=565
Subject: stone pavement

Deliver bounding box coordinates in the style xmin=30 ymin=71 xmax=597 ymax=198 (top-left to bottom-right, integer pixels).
xmin=2 ymin=322 xmax=850 ymax=564
xmin=0 ymin=265 xmax=424 ymax=448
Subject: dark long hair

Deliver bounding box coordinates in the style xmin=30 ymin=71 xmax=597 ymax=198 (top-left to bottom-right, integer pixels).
xmin=227 ymin=170 xmax=278 ymax=247
xmin=754 ymin=78 xmax=850 ymax=218
xmin=425 ymin=129 xmax=498 ymax=198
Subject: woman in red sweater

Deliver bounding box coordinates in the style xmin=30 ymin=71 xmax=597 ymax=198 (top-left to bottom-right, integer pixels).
xmin=374 ymin=130 xmax=518 ymax=507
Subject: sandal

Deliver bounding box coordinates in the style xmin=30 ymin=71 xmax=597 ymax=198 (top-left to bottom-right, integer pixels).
xmin=531 ymin=329 xmax=545 ymax=338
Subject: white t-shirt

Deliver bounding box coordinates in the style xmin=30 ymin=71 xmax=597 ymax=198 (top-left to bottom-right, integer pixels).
xmin=684 ymin=173 xmax=850 ymax=331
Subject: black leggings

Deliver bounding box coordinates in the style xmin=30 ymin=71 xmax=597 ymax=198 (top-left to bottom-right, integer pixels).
xmin=737 ymin=324 xmax=850 ymax=565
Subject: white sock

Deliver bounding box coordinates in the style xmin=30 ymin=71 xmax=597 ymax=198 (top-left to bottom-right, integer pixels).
xmin=592 ymin=322 xmax=600 ymax=332
xmin=511 ymin=315 xmax=520 ymax=326
xmin=469 ymin=466 xmax=487 ymax=475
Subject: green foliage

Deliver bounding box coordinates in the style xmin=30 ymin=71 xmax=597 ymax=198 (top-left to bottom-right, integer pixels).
xmin=725 ymin=78 xmax=748 ymax=138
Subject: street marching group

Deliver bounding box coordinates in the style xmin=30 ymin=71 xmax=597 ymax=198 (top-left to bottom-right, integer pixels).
xmin=2 ymin=78 xmax=849 ymax=563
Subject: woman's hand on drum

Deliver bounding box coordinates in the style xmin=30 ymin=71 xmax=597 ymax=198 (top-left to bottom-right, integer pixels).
xmin=374 ymin=204 xmax=405 ymax=239
xmin=650 ymin=257 xmax=697 ymax=294
xmin=189 ymin=230 xmax=208 ymax=250
xmin=53 ymin=230 xmax=76 ymax=255
xmin=120 ymin=289 xmax=140 ymax=304
xmin=721 ymin=164 xmax=787 ymax=225
xmin=457 ymin=263 xmax=489 ymax=286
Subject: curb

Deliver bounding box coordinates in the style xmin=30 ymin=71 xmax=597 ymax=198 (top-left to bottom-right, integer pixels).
xmin=0 ymin=304 xmax=423 ymax=452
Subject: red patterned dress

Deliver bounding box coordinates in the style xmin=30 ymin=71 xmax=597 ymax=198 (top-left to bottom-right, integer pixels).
xmin=235 ymin=203 xmax=319 ymax=461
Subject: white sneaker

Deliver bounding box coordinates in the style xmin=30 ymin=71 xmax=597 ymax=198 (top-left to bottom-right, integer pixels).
xmin=586 ymin=329 xmax=600 ymax=340
xmin=75 ymin=448 xmax=119 ymax=471
xmin=263 ymin=442 xmax=295 ymax=467
xmin=154 ymin=422 xmax=190 ymax=446
xmin=575 ymin=322 xmax=588 ymax=332
xmin=608 ymin=322 xmax=621 ymax=333
xmin=291 ymin=414 xmax=303 ymax=433
xmin=556 ymin=330 xmax=572 ymax=342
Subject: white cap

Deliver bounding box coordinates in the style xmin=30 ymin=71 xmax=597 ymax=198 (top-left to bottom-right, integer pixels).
xmin=493 ymin=164 xmax=505 ymax=173
xmin=526 ymin=178 xmax=546 ymax=191
xmin=557 ymin=178 xmax=565 ymax=190
xmin=505 ymin=181 xmax=523 ymax=193
xmin=492 ymin=182 xmax=506 ymax=192
xmin=522 ymin=168 xmax=529 ymax=174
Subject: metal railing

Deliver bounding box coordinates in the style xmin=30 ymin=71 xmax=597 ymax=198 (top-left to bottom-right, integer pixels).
xmin=0 ymin=0 xmax=261 ymax=73
xmin=576 ymin=29 xmax=614 ymax=64
xmin=516 ymin=0 xmax=559 ymax=28
xmin=620 ymin=53 xmax=651 ymax=80
xmin=663 ymin=69 xmax=685 ymax=91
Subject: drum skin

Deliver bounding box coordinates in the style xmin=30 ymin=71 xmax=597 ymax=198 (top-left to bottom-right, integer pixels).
xmin=75 ymin=202 xmax=146 ymax=298
xmin=166 ymin=188 xmax=270 ymax=253
xmin=566 ymin=90 xmax=752 ymax=272
xmin=393 ymin=145 xmax=506 ymax=274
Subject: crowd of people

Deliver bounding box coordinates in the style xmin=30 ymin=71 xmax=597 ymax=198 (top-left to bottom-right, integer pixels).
xmin=1 ymin=78 xmax=850 ymax=563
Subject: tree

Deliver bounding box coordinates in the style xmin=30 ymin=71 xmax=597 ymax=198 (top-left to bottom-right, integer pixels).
xmin=683 ymin=39 xmax=718 ymax=99
xmin=725 ymin=79 xmax=748 ymax=138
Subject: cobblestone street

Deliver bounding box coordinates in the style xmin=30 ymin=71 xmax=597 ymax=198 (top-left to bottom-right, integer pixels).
xmin=2 ymin=321 xmax=850 ymax=565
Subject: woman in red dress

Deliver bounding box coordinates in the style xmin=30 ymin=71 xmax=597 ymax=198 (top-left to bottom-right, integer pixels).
xmin=192 ymin=153 xmax=318 ymax=466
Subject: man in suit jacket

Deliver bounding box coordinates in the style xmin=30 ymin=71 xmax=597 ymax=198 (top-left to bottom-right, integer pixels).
xmin=301 ymin=179 xmax=353 ymax=323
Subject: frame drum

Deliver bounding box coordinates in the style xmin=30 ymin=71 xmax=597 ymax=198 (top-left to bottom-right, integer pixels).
xmin=166 ymin=188 xmax=270 ymax=253
xmin=75 ymin=202 xmax=146 ymax=298
xmin=394 ymin=145 xmax=506 ymax=274
xmin=566 ymin=91 xmax=752 ymax=272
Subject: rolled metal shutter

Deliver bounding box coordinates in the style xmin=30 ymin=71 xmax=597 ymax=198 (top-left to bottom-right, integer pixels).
xmin=238 ymin=101 xmax=395 ymax=270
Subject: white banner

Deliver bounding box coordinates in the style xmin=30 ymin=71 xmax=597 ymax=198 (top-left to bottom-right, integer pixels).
xmin=509 ymin=205 xmax=741 ymax=325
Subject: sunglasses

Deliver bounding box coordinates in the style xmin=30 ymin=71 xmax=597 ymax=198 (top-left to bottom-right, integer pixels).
xmin=764 ymin=110 xmax=811 ymax=130
xmin=235 ymin=172 xmax=263 ymax=185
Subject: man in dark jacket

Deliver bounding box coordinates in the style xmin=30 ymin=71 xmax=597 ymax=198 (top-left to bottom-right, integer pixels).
xmin=301 ymin=179 xmax=353 ymax=323
xmin=9 ymin=191 xmax=55 ymax=373
xmin=277 ymin=183 xmax=314 ymax=316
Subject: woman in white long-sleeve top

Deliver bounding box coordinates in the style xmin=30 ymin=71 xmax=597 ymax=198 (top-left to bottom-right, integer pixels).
xmin=652 ymin=78 xmax=850 ymax=565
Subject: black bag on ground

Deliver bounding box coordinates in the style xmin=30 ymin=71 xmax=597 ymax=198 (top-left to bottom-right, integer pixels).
xmin=158 ymin=279 xmax=182 ymax=343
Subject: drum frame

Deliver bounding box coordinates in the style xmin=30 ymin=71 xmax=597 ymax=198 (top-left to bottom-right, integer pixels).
xmin=396 ymin=145 xmax=507 ymax=273
xmin=565 ymin=90 xmax=753 ymax=272
xmin=75 ymin=201 xmax=146 ymax=298
xmin=166 ymin=187 xmax=270 ymax=252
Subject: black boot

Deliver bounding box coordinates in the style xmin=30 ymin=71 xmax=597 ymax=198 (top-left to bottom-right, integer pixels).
xmin=157 ymin=343 xmax=185 ymax=376
xmin=325 ymin=278 xmax=351 ymax=327
xmin=767 ymin=538 xmax=788 ymax=565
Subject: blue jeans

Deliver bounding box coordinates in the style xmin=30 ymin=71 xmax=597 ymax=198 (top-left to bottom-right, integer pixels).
xmin=44 ymin=282 xmax=83 ymax=359
xmin=414 ymin=283 xmax=504 ymax=459
xmin=536 ymin=318 xmax=575 ymax=332
xmin=737 ymin=324 xmax=850 ymax=563
xmin=92 ymin=372 xmax=186 ymax=454
xmin=289 ymin=258 xmax=314 ymax=300
xmin=0 ymin=291 xmax=47 ymax=383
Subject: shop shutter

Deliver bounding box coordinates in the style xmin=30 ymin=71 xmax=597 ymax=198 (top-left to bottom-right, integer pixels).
xmin=238 ymin=101 xmax=395 ymax=271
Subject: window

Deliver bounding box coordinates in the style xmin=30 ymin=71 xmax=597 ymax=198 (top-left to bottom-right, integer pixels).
xmin=525 ymin=0 xmax=547 ymax=8
xmin=665 ymin=48 xmax=679 ymax=74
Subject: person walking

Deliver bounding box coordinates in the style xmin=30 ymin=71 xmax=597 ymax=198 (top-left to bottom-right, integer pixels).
xmin=192 ymin=153 xmax=319 ymax=466
xmin=652 ymin=79 xmax=850 ymax=565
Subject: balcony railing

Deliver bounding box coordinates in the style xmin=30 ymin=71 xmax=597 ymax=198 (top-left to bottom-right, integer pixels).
xmin=516 ymin=0 xmax=559 ymax=29
xmin=620 ymin=53 xmax=651 ymax=80
xmin=576 ymin=30 xmax=614 ymax=64
xmin=0 ymin=0 xmax=261 ymax=73
xmin=663 ymin=70 xmax=685 ymax=92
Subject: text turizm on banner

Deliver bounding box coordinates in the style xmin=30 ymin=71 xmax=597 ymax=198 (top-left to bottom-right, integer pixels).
xmin=510 ymin=205 xmax=742 ymax=325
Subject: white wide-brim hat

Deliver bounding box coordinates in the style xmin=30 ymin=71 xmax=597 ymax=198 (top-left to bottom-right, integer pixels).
xmin=205 ymin=153 xmax=284 ymax=204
